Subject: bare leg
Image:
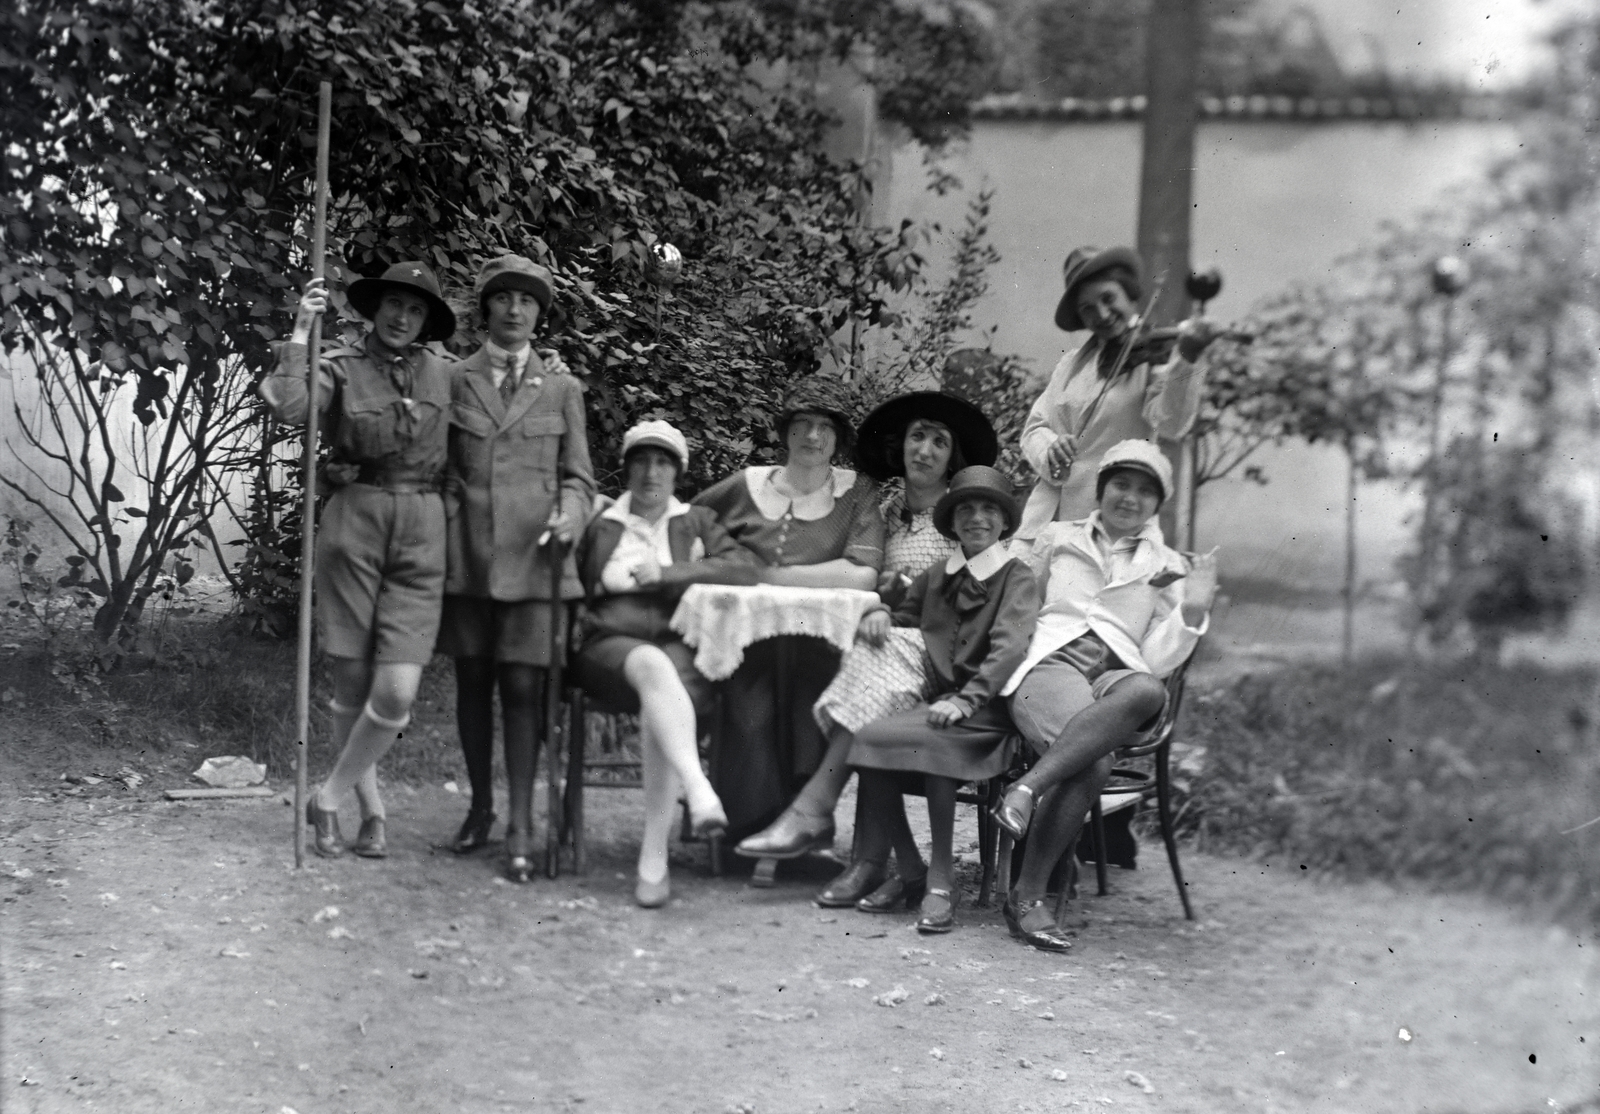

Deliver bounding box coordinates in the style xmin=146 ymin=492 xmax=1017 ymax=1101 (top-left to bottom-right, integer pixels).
xmin=624 ymin=646 xmax=723 ymax=826
xmin=453 ymin=657 xmax=498 ymax=820
xmin=497 ymin=664 xmax=543 ymax=842
xmin=316 ymin=660 xmax=423 ymax=810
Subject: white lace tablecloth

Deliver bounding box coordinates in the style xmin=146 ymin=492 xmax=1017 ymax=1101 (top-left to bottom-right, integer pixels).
xmin=669 ymin=584 xmax=882 ymax=681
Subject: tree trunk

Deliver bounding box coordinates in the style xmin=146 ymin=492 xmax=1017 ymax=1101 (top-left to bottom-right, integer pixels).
xmin=1342 ymin=438 xmax=1358 ymax=665
xmin=1138 ymin=0 xmax=1200 ymax=542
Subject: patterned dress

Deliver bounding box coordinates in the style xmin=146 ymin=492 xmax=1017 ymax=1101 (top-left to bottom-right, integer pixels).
xmin=812 ymin=488 xmax=958 ymax=737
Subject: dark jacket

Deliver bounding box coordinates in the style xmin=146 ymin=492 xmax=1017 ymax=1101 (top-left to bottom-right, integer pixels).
xmin=890 ymin=557 xmax=1040 ymax=718
xmin=576 ymin=502 xmax=759 ymax=642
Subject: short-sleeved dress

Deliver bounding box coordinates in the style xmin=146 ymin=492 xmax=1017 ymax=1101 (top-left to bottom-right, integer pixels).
xmin=812 ymin=488 xmax=958 ymax=737
xmin=691 ymin=466 xmax=885 ymax=838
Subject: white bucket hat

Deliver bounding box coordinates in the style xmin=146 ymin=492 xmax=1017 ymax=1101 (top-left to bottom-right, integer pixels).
xmin=621 ymin=419 xmax=689 ymax=472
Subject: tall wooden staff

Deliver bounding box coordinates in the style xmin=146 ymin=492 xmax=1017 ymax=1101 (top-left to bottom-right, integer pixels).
xmin=294 ymin=81 xmax=333 ymax=869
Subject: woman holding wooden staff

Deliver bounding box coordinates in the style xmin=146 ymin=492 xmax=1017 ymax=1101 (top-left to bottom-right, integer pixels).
xmin=262 ymin=262 xmax=458 ymax=858
xmin=1015 ymin=246 xmax=1228 ymax=548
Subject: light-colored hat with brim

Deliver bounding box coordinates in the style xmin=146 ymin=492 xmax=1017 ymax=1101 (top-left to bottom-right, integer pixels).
xmin=933 ymin=465 xmax=1020 ymax=541
xmin=347 ymin=260 xmax=456 ymax=343
xmin=853 ymin=391 xmax=999 ymax=482
xmin=1053 ymin=245 xmax=1144 ymax=332
xmin=621 ymin=419 xmax=689 ymax=472
xmin=475 ymin=253 xmax=555 ymax=314
xmin=1095 ymin=439 xmax=1173 ymax=505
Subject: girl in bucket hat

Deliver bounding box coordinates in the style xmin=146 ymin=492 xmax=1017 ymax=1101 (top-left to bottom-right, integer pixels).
xmin=821 ymin=466 xmax=1040 ymax=934
xmin=259 ymin=262 xmax=458 ymax=859
xmin=571 ymin=420 xmax=760 ymax=906
xmin=690 ymin=376 xmax=887 ymax=847
xmin=1016 ymin=245 xmax=1228 ymax=545
xmin=736 ymin=390 xmax=1001 ymax=864
xmin=992 ymin=440 xmax=1218 ymax=951
xmin=436 ymin=253 xmax=596 ymax=882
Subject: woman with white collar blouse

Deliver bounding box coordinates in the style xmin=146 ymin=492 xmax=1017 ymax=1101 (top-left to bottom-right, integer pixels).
xmin=691 ymin=377 xmax=886 ymax=844
xmin=572 ymin=420 xmax=756 ymax=906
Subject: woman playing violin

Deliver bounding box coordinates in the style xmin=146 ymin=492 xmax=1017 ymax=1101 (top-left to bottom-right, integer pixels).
xmin=1015 ymin=246 xmax=1227 ymax=548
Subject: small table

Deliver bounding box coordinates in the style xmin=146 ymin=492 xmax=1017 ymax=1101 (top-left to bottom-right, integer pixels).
xmin=669 ymin=583 xmax=881 ymax=682
xmin=670 ymin=582 xmax=880 ymax=886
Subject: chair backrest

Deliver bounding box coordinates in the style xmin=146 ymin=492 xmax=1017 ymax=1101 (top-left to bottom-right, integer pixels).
xmin=1116 ymin=648 xmax=1196 ymax=759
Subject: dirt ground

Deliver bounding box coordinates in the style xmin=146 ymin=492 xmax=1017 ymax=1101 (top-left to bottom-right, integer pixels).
xmin=3 ymin=763 xmax=1597 ymax=1114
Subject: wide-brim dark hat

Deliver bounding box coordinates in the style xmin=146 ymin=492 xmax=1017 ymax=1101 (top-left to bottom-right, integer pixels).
xmin=1053 ymin=245 xmax=1144 ymax=332
xmin=348 ymin=261 xmax=457 ymax=343
xmin=853 ymin=391 xmax=999 ymax=482
xmin=777 ymin=376 xmax=859 ymax=449
xmin=932 ymin=465 xmax=1020 ymax=541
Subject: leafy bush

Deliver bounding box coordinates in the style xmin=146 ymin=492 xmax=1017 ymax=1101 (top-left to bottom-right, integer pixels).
xmin=1174 ymin=659 xmax=1600 ymax=925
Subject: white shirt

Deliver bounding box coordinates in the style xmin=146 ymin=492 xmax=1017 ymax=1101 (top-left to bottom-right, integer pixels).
xmin=944 ymin=541 xmax=1011 ymax=583
xmin=485 ymin=340 xmax=532 ymax=392
xmin=598 ymin=492 xmax=696 ymax=593
xmin=1001 ymin=511 xmax=1205 ymax=693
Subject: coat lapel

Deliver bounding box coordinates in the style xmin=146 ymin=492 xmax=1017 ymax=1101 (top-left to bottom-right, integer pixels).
xmin=460 ymin=347 xmax=505 ymax=421
xmin=498 ymin=351 xmax=549 ymax=431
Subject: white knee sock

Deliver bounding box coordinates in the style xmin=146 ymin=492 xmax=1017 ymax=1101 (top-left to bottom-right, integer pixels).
xmin=319 ymin=702 xmax=409 ymax=809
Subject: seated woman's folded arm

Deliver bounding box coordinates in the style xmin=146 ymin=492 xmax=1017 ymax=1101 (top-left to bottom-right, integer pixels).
xmin=656 ymin=507 xmax=760 ymax=592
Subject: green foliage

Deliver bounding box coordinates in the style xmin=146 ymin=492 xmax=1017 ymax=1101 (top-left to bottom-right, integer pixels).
xmin=1176 ymin=660 xmax=1600 ymax=926
xmin=1 ymin=0 xmax=995 ymax=633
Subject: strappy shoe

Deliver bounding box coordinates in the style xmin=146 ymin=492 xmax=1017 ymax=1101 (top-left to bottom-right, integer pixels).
xmin=451 ymin=808 xmax=496 ymax=855
xmin=305 ymin=798 xmax=344 ymax=858
xmin=857 ymin=870 xmax=927 ymax=914
xmin=991 ymin=783 xmax=1037 ymax=841
xmin=1004 ymin=895 xmax=1074 ymax=953
xmin=915 ymin=888 xmax=957 ymax=935
xmin=815 ymin=860 xmax=886 ymax=908
xmin=504 ymin=829 xmax=536 ymax=884
xmin=688 ymin=799 xmax=729 ymax=841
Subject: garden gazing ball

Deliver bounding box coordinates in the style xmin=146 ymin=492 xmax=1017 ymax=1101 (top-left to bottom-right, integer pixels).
xmin=1186 ymin=267 xmax=1223 ymax=303
xmin=648 ymin=241 xmax=683 ymax=286
xmin=1431 ymin=255 xmax=1468 ymax=296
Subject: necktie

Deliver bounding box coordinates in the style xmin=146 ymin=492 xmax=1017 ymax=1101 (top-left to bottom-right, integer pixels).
xmin=940 ymin=566 xmax=989 ymax=614
xmin=495 ymin=352 xmax=519 ymax=406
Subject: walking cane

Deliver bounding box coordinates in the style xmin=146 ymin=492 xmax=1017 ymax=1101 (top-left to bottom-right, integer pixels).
xmin=543 ymin=435 xmax=566 ymax=878
xmin=293 ymin=81 xmax=333 ymax=869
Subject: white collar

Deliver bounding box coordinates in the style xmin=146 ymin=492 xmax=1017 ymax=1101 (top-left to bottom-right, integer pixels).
xmin=601 ymin=491 xmax=689 ymax=526
xmin=1086 ymin=509 xmax=1163 ymax=548
xmin=484 ymin=339 xmax=531 ymax=367
xmin=945 ymin=542 xmax=1009 ymax=582
xmin=744 ymin=465 xmax=857 ymax=521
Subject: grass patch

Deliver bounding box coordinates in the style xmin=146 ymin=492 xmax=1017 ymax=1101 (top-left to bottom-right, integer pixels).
xmin=1173 ymin=658 xmax=1600 ymax=926
xmin=0 ymin=619 xmax=466 ymax=791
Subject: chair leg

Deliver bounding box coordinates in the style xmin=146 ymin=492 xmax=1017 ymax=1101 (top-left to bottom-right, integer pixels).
xmin=977 ymin=781 xmax=996 ymax=907
xmin=995 ymin=832 xmax=1014 ymax=905
xmin=545 ymin=683 xmax=565 ymax=879
xmin=566 ymin=692 xmax=587 ymax=876
xmin=1156 ymin=744 xmax=1195 ymax=920
xmin=1090 ymin=799 xmax=1109 ymax=896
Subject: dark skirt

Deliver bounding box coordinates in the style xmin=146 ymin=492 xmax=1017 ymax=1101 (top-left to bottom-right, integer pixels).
xmin=848 ymin=701 xmax=1017 ymax=782
xmin=715 ymin=635 xmax=841 ymax=840
xmin=571 ymin=594 xmax=715 ymax=718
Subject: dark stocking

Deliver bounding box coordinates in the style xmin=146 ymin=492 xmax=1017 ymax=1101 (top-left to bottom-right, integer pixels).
xmin=454 ymin=657 xmax=497 ymax=817
xmin=498 ymin=663 xmax=545 ymax=836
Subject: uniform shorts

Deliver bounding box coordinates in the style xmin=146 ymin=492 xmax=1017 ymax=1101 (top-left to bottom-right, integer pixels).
xmin=437 ymin=594 xmax=566 ymax=667
xmin=315 ymin=485 xmax=446 ymax=664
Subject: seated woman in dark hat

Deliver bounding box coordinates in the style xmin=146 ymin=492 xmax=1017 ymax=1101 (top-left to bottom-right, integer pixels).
xmin=572 ymin=419 xmax=757 ymax=907
xmin=691 ymin=377 xmax=886 ymax=845
xmin=1015 ymin=245 xmax=1227 ymax=549
xmin=260 ymin=262 xmax=458 ymax=859
xmin=994 ymin=440 xmax=1217 ymax=951
xmin=735 ymin=391 xmax=998 ymax=863
xmin=839 ymin=466 xmax=1039 ymax=933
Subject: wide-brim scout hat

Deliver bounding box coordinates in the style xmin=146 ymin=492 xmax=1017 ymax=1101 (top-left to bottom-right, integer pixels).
xmin=475 ymin=253 xmax=555 ymax=314
xmin=1095 ymin=439 xmax=1173 ymax=505
xmin=348 ymin=261 xmax=456 ymax=343
xmin=777 ymin=376 xmax=859 ymax=454
xmin=933 ymin=465 xmax=1020 ymax=541
xmin=853 ymin=391 xmax=1000 ymax=482
xmin=621 ymin=419 xmax=690 ymax=473
xmin=1053 ymin=245 xmax=1144 ymax=332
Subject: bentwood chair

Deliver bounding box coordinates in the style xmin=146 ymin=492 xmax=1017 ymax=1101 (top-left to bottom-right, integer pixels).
xmin=989 ymin=647 xmax=1200 ymax=921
